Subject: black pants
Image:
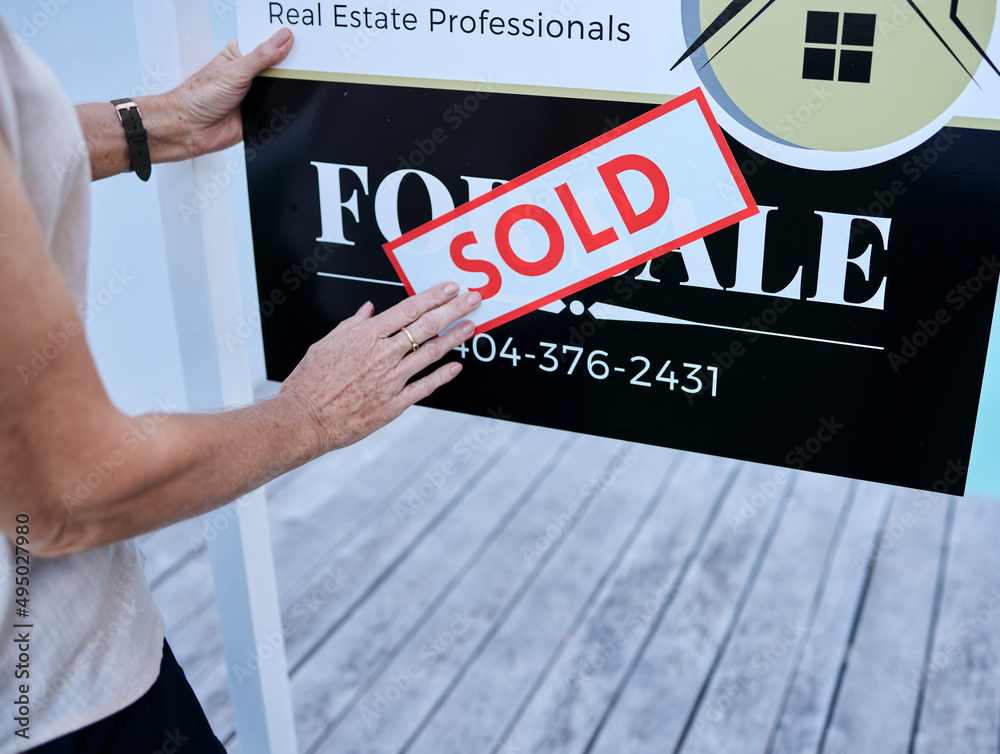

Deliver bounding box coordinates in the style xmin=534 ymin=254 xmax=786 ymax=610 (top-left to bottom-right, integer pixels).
xmin=30 ymin=640 xmax=226 ymax=753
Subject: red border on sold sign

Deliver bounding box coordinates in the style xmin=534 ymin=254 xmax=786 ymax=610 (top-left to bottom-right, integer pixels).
xmin=383 ymin=87 xmax=758 ymax=334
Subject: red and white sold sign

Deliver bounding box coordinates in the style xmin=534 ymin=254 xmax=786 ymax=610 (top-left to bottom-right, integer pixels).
xmin=384 ymin=88 xmax=757 ymax=333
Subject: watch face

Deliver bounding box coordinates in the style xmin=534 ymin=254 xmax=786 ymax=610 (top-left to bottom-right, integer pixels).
xmin=678 ymin=0 xmax=997 ymax=167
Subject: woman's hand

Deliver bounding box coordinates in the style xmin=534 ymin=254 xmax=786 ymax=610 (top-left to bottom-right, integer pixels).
xmin=79 ymin=28 xmax=295 ymax=178
xmin=154 ymin=28 xmax=295 ymax=161
xmin=280 ymin=283 xmax=482 ymax=455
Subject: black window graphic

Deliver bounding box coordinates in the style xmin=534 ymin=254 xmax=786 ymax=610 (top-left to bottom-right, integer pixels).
xmin=802 ymin=11 xmax=876 ymax=83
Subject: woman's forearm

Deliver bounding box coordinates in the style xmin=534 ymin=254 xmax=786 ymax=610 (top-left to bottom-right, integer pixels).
xmin=76 ymin=95 xmax=190 ymax=181
xmin=43 ymin=392 xmax=322 ymax=556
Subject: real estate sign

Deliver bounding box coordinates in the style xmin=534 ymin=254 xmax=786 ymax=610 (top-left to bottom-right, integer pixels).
xmin=239 ymin=1 xmax=1000 ymax=494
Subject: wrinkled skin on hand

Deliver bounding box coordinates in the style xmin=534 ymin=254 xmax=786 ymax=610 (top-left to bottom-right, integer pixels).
xmin=280 ymin=282 xmax=483 ymax=454
xmin=162 ymin=28 xmax=295 ymax=160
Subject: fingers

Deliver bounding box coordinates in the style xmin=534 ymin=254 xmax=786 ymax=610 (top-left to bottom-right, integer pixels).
xmin=397 ymin=361 xmax=464 ymax=410
xmin=398 ymin=290 xmax=482 ymax=351
xmin=351 ymin=300 xmax=374 ymax=321
xmin=375 ymin=284 xmax=482 ymax=358
xmin=324 ymin=300 xmax=374 ymax=341
xmin=373 ymin=282 xmax=462 ymax=334
xmin=397 ymin=320 xmax=475 ymax=377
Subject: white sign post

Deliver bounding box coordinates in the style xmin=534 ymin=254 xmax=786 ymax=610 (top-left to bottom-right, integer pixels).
xmin=131 ymin=1 xmax=296 ymax=751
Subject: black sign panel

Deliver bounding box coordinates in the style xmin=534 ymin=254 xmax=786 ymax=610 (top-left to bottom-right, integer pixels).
xmin=243 ymin=77 xmax=999 ymax=493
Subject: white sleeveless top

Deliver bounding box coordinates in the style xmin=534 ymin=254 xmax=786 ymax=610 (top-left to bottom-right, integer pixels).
xmin=0 ymin=20 xmax=164 ymax=753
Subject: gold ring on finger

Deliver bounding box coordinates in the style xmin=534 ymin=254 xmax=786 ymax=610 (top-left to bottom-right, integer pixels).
xmin=400 ymin=325 xmax=419 ymax=353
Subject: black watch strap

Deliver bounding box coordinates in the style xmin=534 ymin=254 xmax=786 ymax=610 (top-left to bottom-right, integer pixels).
xmin=110 ymin=98 xmax=151 ymax=182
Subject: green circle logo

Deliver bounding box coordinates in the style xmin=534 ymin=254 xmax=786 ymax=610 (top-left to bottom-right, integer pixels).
xmin=677 ymin=0 xmax=997 ymax=153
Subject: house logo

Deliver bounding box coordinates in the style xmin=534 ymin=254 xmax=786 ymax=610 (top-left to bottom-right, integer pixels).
xmin=675 ymin=0 xmax=998 ymax=164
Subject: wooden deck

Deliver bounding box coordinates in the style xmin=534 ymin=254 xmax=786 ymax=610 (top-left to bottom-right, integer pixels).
xmin=137 ymin=407 xmax=1000 ymax=753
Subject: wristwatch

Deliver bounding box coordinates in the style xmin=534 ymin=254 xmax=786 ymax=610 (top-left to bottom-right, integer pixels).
xmin=110 ymin=98 xmax=151 ymax=181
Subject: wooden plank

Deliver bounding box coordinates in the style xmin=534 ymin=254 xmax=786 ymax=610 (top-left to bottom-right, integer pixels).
xmin=678 ymin=472 xmax=854 ymax=754
xmin=767 ymin=481 xmax=892 ymax=754
xmin=819 ymin=490 xmax=950 ymax=754
xmin=152 ymin=545 xmax=215 ymax=640
xmin=276 ymin=420 xmax=523 ymax=669
xmin=586 ymin=462 xmax=796 ymax=753
xmin=287 ymin=424 xmax=575 ymax=750
xmin=402 ymin=443 xmax=682 ymax=754
xmin=475 ymin=451 xmax=739 ymax=754
xmin=265 ymin=404 xmax=428 ymax=513
xmin=207 ymin=415 xmax=524 ymax=739
xmin=914 ymin=495 xmax=1000 ymax=754
xmin=304 ymin=434 xmax=625 ymax=753
xmin=263 ymin=405 xmax=431 ymax=526
xmin=138 ymin=516 xmax=205 ymax=588
xmin=264 ymin=410 xmax=473 ymax=607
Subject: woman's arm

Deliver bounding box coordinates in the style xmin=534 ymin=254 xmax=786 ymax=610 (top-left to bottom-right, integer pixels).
xmin=0 ymin=131 xmax=479 ymax=557
xmin=77 ymin=28 xmax=294 ymax=180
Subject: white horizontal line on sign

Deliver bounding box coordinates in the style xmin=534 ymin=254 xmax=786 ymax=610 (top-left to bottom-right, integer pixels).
xmin=589 ymin=303 xmax=884 ymax=351
xmin=317 ymin=272 xmax=405 ymax=287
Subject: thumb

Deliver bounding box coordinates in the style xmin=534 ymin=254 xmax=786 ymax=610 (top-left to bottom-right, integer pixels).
xmin=237 ymin=28 xmax=294 ymax=80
